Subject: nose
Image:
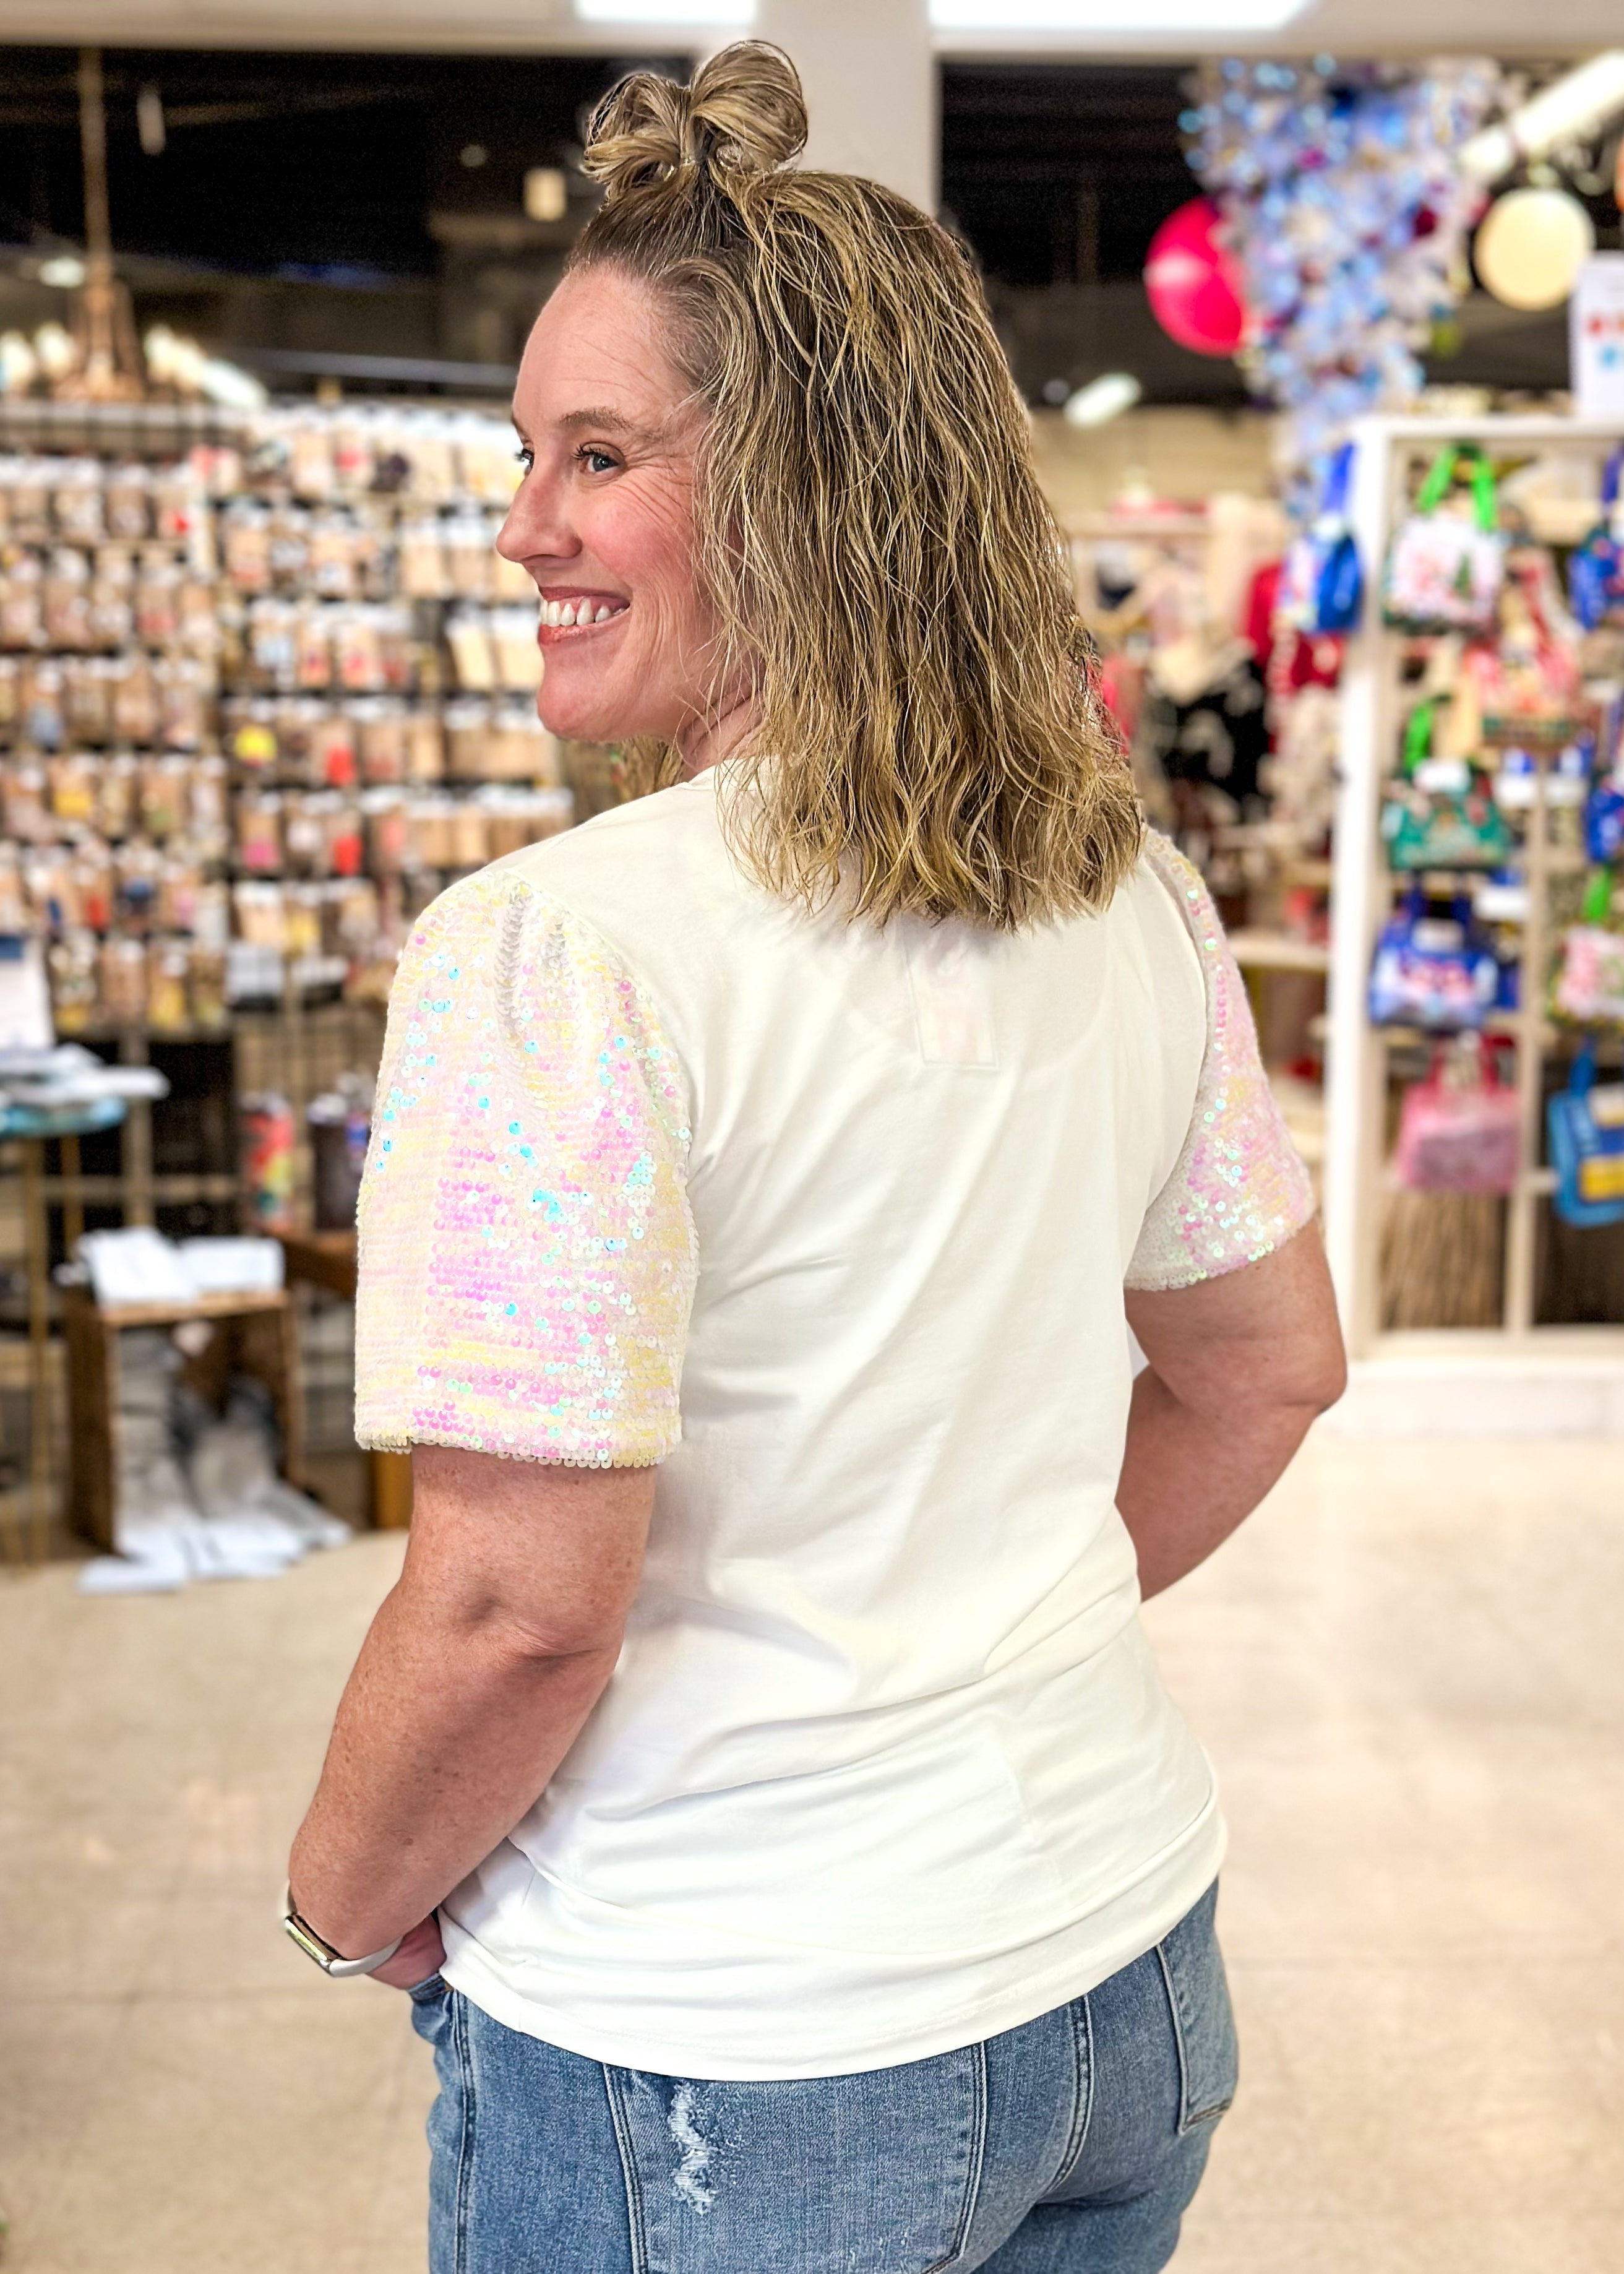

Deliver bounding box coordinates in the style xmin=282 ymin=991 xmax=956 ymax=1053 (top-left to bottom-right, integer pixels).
xmin=496 ymin=455 xmax=578 ymax=570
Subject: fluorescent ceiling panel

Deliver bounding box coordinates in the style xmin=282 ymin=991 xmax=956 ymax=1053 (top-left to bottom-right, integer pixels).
xmin=933 ymin=0 xmax=1308 ymax=29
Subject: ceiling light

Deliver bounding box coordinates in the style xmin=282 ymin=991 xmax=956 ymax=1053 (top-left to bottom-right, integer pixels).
xmin=1063 ymin=373 xmax=1143 ymax=427
xmin=460 ymin=144 xmax=488 ymax=170
xmin=932 ymin=0 xmax=1307 ymax=28
xmin=575 ymin=0 xmax=754 ymax=20
xmin=39 ymin=256 xmax=86 ymax=289
xmin=199 ymin=357 xmax=269 ymax=411
xmin=525 ymin=167 xmax=569 ymax=223
xmin=137 ymin=84 xmax=166 ymax=157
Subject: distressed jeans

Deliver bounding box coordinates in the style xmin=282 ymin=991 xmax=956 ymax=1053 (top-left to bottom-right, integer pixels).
xmin=409 ymin=1879 xmax=1235 ymax=2274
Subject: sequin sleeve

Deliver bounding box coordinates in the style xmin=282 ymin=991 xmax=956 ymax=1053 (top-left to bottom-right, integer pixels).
xmin=354 ymin=869 xmax=697 ymax=1466
xmin=1125 ymin=835 xmax=1316 ymax=1292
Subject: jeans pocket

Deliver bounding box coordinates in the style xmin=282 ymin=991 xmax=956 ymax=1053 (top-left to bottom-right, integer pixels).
xmin=1155 ymin=1882 xmax=1239 ymax=2134
xmin=409 ymin=1976 xmax=452 ymax=2046
xmin=604 ymin=2043 xmax=988 ymax=2274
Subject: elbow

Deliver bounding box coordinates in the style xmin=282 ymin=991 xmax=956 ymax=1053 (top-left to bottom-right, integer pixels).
xmin=1284 ymin=1327 xmax=1347 ymax=1421
xmin=398 ymin=1572 xmax=628 ymax=1669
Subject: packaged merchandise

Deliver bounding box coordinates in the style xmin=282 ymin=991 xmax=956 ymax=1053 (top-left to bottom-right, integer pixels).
xmin=1278 ymin=441 xmax=1362 ymax=635
xmin=1370 ymin=895 xmax=1500 ymax=1030
xmin=1393 ymin=1038 xmax=1520 ymax=1194
xmin=1383 ymin=444 xmax=1505 ymax=635
xmin=1382 ymin=728 xmax=1513 ymax=874
xmin=239 ymin=1093 xmax=296 ymax=1231
xmin=1552 ymin=872 xmax=1624 ymax=1026
xmin=0 ymin=412 xmax=593 ymax=1051
xmin=1549 ymin=1043 xmax=1624 ymax=1226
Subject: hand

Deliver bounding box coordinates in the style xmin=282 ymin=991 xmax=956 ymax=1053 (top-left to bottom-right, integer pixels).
xmin=370 ymin=1913 xmax=446 ymax=1993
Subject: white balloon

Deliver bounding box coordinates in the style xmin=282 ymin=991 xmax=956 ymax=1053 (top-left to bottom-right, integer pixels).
xmin=1474 ymin=186 xmax=1596 ymax=312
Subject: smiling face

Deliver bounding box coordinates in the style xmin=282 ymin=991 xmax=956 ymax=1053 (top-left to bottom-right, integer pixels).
xmin=499 ymin=267 xmax=728 ymax=752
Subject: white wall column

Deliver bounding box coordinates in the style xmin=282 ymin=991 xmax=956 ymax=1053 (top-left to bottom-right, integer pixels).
xmin=750 ymin=0 xmax=935 ymax=211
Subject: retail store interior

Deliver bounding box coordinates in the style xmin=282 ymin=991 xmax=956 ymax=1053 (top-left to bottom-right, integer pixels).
xmin=1 ymin=4 xmax=1623 ymax=2268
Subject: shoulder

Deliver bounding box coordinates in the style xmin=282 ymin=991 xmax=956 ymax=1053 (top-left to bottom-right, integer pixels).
xmin=493 ymin=775 xmax=735 ymax=920
xmin=1134 ymin=830 xmax=1218 ymax=940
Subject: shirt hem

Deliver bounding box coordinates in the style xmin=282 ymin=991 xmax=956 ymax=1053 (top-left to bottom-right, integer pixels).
xmin=437 ymin=1813 xmax=1226 ymax=2082
xmin=353 ymin=1421 xmax=670 ymax=1469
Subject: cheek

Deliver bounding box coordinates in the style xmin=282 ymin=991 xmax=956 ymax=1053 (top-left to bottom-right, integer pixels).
xmin=599 ymin=488 xmax=703 ymax=625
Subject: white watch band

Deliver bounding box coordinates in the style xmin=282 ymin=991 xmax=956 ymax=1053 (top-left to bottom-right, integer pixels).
xmin=281 ymin=1885 xmax=404 ymax=1978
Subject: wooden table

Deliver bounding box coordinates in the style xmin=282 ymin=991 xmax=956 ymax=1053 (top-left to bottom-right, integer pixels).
xmin=2 ymin=1097 xmax=127 ymax=1567
xmin=62 ymin=1284 xmax=302 ymax=1553
xmin=278 ymin=1231 xmax=413 ymax=1530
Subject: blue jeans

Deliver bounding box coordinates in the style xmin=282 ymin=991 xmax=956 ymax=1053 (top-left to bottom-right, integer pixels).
xmin=410 ymin=1880 xmax=1235 ymax=2274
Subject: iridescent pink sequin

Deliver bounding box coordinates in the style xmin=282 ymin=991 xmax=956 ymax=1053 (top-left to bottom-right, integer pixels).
xmin=354 ymin=872 xmax=697 ymax=1465
xmin=1127 ymin=835 xmax=1316 ymax=1291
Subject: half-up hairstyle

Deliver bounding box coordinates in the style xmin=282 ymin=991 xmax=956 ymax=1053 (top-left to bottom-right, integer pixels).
xmin=569 ymin=43 xmax=1141 ymax=932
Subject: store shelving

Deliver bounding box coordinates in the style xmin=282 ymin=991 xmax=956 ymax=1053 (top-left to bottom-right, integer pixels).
xmin=1325 ymin=413 xmax=1624 ymax=1426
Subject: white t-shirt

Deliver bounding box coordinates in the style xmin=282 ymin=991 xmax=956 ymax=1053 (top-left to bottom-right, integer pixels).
xmin=355 ymin=771 xmax=1314 ymax=2080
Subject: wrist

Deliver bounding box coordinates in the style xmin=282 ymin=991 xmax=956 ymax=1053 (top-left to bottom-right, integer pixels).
xmin=281 ymin=1884 xmax=405 ymax=1979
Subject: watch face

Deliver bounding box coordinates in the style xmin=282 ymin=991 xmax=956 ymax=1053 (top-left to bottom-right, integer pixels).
xmin=283 ymin=1911 xmax=337 ymax=1971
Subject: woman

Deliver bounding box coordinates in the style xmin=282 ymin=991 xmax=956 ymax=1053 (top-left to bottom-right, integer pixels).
xmin=288 ymin=45 xmax=1344 ymax=2274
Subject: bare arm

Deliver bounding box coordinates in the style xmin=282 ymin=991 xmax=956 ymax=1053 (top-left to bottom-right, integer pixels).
xmin=1120 ymin=1224 xmax=1345 ymax=1598
xmin=288 ymin=1445 xmax=655 ymax=1988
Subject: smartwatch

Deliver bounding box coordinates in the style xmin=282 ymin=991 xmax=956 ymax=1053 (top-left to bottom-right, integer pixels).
xmin=281 ymin=1885 xmax=403 ymax=1978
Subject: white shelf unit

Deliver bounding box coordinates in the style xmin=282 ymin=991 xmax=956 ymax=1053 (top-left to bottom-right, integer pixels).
xmin=1323 ymin=413 xmax=1624 ymax=1416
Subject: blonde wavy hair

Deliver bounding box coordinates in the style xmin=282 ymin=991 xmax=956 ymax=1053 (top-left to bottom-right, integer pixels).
xmin=570 ymin=43 xmax=1142 ymax=931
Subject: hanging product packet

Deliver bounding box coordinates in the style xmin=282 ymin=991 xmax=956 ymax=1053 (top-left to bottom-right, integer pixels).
xmin=1584 ymin=775 xmax=1624 ymax=864
xmin=1368 ymin=891 xmax=1499 ymax=1030
xmin=1469 ymin=556 xmax=1586 ymax=751
xmin=1393 ymin=1036 xmax=1520 ymax=1195
xmin=1382 ymin=443 xmax=1505 ymax=635
xmin=1278 ymin=439 xmax=1362 ymax=635
xmin=1381 ymin=696 xmax=1513 ymax=871
xmin=1549 ymin=1042 xmax=1624 ymax=1228
xmin=1551 ymin=869 xmax=1624 ymax=1025
xmin=1567 ymin=447 xmax=1624 ymax=632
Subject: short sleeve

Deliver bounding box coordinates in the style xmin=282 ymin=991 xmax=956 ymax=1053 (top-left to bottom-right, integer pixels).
xmin=1126 ymin=835 xmax=1317 ymax=1293
xmin=354 ymin=870 xmax=697 ymax=1466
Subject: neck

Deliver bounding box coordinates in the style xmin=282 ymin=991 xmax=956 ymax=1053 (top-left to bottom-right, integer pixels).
xmin=678 ymin=694 xmax=758 ymax=780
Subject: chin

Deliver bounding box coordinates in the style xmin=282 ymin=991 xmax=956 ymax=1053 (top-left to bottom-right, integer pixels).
xmin=536 ymin=675 xmax=625 ymax=747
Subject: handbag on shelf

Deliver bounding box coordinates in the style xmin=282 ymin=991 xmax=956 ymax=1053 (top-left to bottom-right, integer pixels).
xmin=1278 ymin=441 xmax=1362 ymax=636
xmin=1549 ymin=1042 xmax=1624 ymax=1227
xmin=1393 ymin=1038 xmax=1520 ymax=1195
xmin=1382 ymin=444 xmax=1506 ymax=635
xmin=1567 ymin=448 xmax=1624 ymax=632
xmin=1368 ymin=892 xmax=1500 ymax=1030
xmin=1381 ymin=699 xmax=1514 ymax=871
xmin=1469 ymin=568 xmax=1586 ymax=750
xmin=1551 ymin=871 xmax=1624 ymax=1026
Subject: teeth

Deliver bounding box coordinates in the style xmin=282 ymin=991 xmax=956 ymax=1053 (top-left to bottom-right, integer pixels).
xmin=543 ymin=599 xmax=621 ymax=628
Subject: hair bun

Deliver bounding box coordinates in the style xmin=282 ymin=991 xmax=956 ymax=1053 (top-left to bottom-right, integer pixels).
xmin=582 ymin=42 xmax=807 ymax=203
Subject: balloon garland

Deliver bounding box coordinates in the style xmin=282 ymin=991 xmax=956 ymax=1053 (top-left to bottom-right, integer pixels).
xmin=1175 ymin=58 xmax=1504 ymax=510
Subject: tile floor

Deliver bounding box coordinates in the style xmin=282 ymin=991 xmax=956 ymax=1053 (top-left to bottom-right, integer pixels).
xmin=2 ymin=1432 xmax=1621 ymax=2272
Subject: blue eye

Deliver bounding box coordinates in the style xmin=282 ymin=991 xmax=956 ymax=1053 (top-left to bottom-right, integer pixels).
xmin=578 ymin=445 xmax=619 ymax=476
xmin=513 ymin=446 xmax=534 ymax=475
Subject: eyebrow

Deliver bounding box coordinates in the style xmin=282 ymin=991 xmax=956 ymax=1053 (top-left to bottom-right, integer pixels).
xmin=509 ymin=402 xmax=687 ymax=450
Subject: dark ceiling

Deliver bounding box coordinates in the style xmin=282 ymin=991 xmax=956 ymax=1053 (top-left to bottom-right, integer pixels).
xmin=0 ymin=46 xmax=1594 ymax=403
xmin=940 ymin=62 xmax=1197 ymax=291
xmin=0 ymin=47 xmax=638 ymax=279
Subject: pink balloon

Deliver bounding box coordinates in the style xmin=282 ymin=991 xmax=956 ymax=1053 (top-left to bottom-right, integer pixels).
xmin=1143 ymin=197 xmax=1248 ymax=357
